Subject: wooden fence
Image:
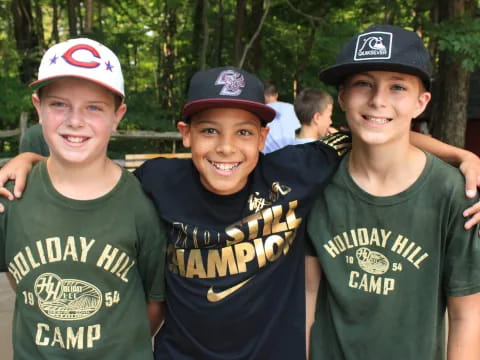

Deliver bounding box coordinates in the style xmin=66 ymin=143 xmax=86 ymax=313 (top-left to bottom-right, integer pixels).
xmin=0 ymin=112 xmax=183 ymax=166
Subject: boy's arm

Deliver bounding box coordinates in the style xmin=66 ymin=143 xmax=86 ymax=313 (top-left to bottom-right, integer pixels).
xmin=147 ymin=300 xmax=164 ymax=336
xmin=305 ymin=255 xmax=321 ymax=360
xmin=6 ymin=273 xmax=16 ymax=291
xmin=447 ymin=293 xmax=480 ymax=359
xmin=0 ymin=152 xmax=45 ymax=200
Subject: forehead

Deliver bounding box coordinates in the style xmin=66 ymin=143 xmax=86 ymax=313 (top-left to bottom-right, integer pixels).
xmin=40 ymin=77 xmax=116 ymax=100
xmin=190 ymin=107 xmax=263 ymax=127
xmin=347 ymin=70 xmax=423 ymax=85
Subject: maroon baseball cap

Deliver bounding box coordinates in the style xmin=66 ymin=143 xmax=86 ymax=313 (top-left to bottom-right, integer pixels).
xmin=182 ymin=66 xmax=276 ymax=123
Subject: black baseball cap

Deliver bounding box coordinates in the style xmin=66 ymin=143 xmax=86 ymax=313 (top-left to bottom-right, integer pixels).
xmin=182 ymin=66 xmax=276 ymax=123
xmin=320 ymin=25 xmax=432 ymax=88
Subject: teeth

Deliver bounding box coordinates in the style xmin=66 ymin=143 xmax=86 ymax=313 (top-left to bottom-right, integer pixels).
xmin=210 ymin=161 xmax=240 ymax=171
xmin=66 ymin=136 xmax=86 ymax=143
xmin=365 ymin=116 xmax=390 ymax=124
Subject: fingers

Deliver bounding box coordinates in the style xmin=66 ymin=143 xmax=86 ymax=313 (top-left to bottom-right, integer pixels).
xmin=0 ymin=188 xmax=14 ymax=201
xmin=463 ymin=201 xmax=480 ymax=229
xmin=13 ymin=171 xmax=27 ymax=198
xmin=463 ymin=169 xmax=478 ymax=198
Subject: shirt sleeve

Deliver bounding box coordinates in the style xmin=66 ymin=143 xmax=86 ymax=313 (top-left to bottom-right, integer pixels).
xmin=318 ymin=131 xmax=351 ymax=158
xmin=135 ymin=194 xmax=168 ymax=302
xmin=443 ymin=183 xmax=480 ymax=297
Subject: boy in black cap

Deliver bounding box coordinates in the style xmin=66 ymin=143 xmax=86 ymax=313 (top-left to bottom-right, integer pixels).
xmin=306 ymin=25 xmax=480 ymax=359
xmin=2 ymin=63 xmax=480 ymax=359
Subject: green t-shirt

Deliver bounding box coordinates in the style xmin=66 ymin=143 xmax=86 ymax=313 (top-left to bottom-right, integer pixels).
xmin=307 ymin=153 xmax=480 ymax=360
xmin=19 ymin=123 xmax=50 ymax=156
xmin=0 ymin=161 xmax=167 ymax=359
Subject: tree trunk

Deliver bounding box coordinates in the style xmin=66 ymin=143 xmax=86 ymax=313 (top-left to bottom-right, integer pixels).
xmin=430 ymin=0 xmax=473 ymax=147
xmin=11 ymin=0 xmax=40 ymax=83
xmin=51 ymin=0 xmax=60 ymax=43
xmin=66 ymin=0 xmax=78 ymax=36
xmin=33 ymin=0 xmax=44 ymax=47
xmin=233 ymin=0 xmax=247 ymax=66
xmin=191 ymin=0 xmax=209 ymax=70
xmin=157 ymin=1 xmax=178 ymax=124
xmin=199 ymin=0 xmax=209 ymax=70
xmin=212 ymin=0 xmax=224 ymax=67
xmin=85 ymin=0 xmax=94 ymax=34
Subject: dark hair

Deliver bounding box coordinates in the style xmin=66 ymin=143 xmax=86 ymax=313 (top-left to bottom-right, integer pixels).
xmin=294 ymin=89 xmax=333 ymax=125
xmin=37 ymin=85 xmax=123 ymax=111
xmin=263 ymin=81 xmax=277 ymax=97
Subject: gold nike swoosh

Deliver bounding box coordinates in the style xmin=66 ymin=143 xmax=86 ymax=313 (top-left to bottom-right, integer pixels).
xmin=207 ymin=277 xmax=253 ymax=303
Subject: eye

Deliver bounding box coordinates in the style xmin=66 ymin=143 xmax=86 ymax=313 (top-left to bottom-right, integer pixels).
xmin=391 ymin=84 xmax=406 ymax=91
xmin=200 ymin=128 xmax=218 ymax=135
xmin=87 ymin=104 xmax=102 ymax=111
xmin=237 ymin=129 xmax=253 ymax=136
xmin=352 ymin=80 xmax=372 ymax=88
xmin=50 ymin=101 xmax=67 ymax=108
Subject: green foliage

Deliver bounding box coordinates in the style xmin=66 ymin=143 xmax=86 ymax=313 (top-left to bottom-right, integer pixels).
xmin=0 ymin=77 xmax=32 ymax=127
xmin=430 ymin=17 xmax=480 ymax=71
xmin=1 ymin=0 xmax=478 ymax=154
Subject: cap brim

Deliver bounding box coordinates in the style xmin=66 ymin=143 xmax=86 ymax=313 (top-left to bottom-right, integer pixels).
xmin=320 ymin=62 xmax=431 ymax=88
xmin=182 ymin=99 xmax=276 ymax=123
xmin=29 ymin=75 xmax=125 ymax=99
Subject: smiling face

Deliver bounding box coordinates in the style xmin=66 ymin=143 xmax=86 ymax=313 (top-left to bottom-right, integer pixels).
xmin=338 ymin=71 xmax=431 ymax=146
xmin=177 ymin=108 xmax=269 ymax=195
xmin=32 ymin=77 xmax=126 ymax=166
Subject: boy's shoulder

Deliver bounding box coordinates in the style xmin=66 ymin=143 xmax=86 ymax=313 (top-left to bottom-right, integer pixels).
xmin=266 ymin=131 xmax=350 ymax=162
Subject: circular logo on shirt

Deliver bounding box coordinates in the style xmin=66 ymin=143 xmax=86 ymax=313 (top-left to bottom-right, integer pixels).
xmin=34 ymin=273 xmax=102 ymax=321
xmin=356 ymin=247 xmax=390 ymax=275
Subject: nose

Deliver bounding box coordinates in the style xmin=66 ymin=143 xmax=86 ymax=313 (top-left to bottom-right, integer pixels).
xmin=368 ymin=85 xmax=388 ymax=108
xmin=216 ymin=134 xmax=236 ymax=155
xmin=65 ymin=108 xmax=85 ymax=128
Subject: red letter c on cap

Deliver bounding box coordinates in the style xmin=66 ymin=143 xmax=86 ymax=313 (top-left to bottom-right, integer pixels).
xmin=62 ymin=44 xmax=101 ymax=68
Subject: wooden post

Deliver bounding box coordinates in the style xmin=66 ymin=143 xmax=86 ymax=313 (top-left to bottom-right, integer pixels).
xmin=19 ymin=112 xmax=29 ymax=146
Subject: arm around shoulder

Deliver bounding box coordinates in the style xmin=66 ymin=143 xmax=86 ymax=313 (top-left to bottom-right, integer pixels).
xmin=0 ymin=152 xmax=46 ymax=201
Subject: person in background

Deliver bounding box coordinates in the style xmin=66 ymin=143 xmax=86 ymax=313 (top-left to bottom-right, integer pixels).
xmin=262 ymin=81 xmax=301 ymax=153
xmin=19 ymin=123 xmax=49 ymax=156
xmin=294 ymin=88 xmax=337 ymax=144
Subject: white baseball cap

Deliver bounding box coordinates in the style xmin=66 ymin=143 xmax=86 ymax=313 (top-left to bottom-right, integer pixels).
xmin=30 ymin=38 xmax=125 ymax=98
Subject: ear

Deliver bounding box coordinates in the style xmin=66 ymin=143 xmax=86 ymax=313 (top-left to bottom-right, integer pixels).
xmin=258 ymin=126 xmax=270 ymax=151
xmin=177 ymin=121 xmax=192 ymax=148
xmin=32 ymin=94 xmax=42 ymax=124
xmin=413 ymin=91 xmax=431 ymax=119
xmin=312 ymin=112 xmax=322 ymax=125
xmin=112 ymin=103 xmax=127 ymax=132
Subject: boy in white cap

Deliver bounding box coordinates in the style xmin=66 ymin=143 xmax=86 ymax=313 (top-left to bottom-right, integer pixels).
xmin=306 ymin=24 xmax=480 ymax=359
xmin=0 ymin=38 xmax=167 ymax=359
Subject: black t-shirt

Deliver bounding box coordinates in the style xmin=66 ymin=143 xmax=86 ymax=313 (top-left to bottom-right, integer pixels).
xmin=135 ymin=137 xmax=346 ymax=360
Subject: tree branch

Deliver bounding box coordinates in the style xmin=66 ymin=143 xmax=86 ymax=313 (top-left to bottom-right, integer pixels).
xmin=238 ymin=0 xmax=270 ymax=68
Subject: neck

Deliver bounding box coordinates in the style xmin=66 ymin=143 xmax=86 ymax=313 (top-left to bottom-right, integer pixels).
xmin=298 ymin=125 xmax=318 ymax=140
xmin=348 ymin=137 xmax=426 ymax=196
xmin=47 ymin=156 xmax=121 ymax=200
